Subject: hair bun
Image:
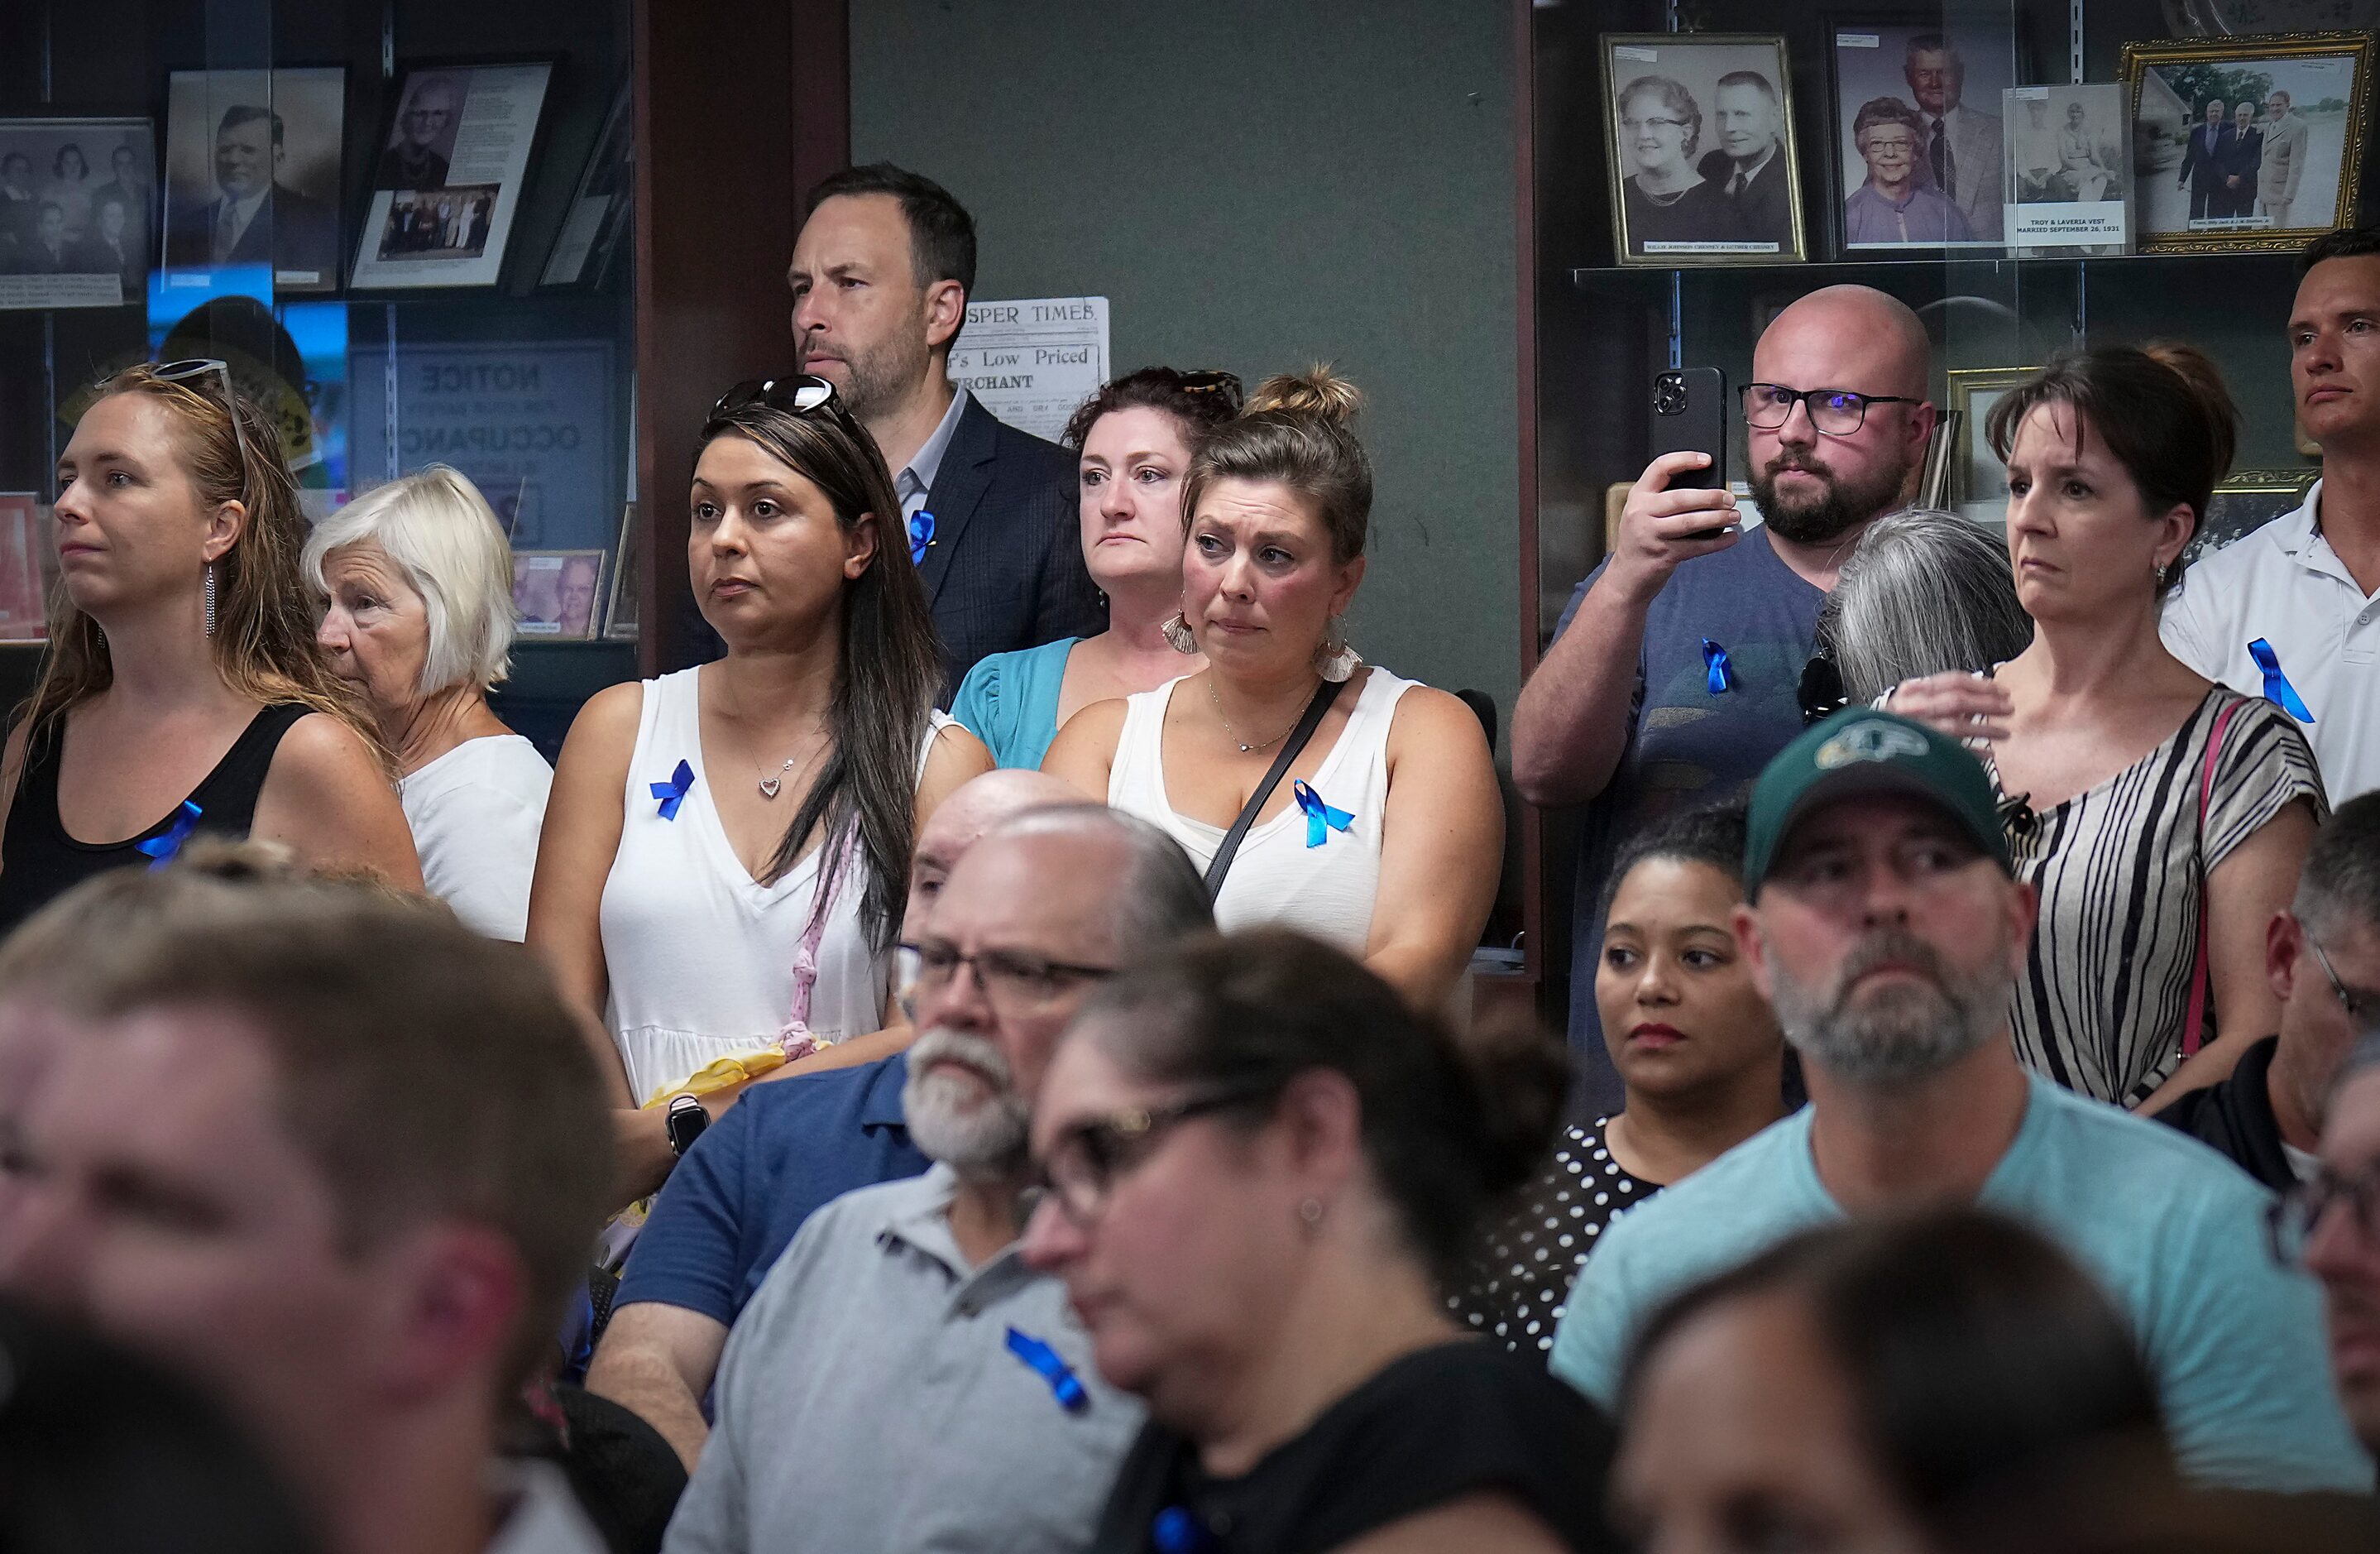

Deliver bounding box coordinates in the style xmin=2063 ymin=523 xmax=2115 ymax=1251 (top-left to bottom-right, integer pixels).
xmin=1244 ymin=364 xmax=1363 ymax=427
xmin=2140 ymin=340 xmax=2239 ymax=482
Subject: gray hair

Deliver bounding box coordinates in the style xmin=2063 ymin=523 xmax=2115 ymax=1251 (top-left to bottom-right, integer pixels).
xmin=2297 ymin=793 xmax=2380 ymax=944
xmin=1817 ymin=507 xmax=2033 ymax=703
xmin=982 ymin=803 xmax=1214 ymax=952
xmin=301 ymin=466 xmax=518 ymax=694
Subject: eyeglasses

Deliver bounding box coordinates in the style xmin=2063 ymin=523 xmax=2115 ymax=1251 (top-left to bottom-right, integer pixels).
xmin=707 ymin=374 xmax=865 ymax=441
xmin=898 ymin=939 xmax=1116 ymax=1016
xmin=1621 ymin=115 xmax=1689 ymax=134
xmin=2306 ymin=937 xmax=2380 ymax=1027
xmin=151 ymin=357 xmax=257 ymax=484
xmin=1798 ymin=648 xmax=1850 ymax=727
xmin=1037 ymin=1085 xmax=1273 ymax=1225
xmin=2270 ymin=1163 xmax=2380 ymax=1264
xmin=1742 ymin=383 xmax=1921 ymax=437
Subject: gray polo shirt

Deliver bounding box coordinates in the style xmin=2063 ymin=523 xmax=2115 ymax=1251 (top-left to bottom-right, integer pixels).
xmin=662 ymin=1164 xmax=1142 ymax=1554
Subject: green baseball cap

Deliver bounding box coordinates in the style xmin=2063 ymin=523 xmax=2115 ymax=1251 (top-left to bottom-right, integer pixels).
xmin=1742 ymin=708 xmax=2012 ymax=895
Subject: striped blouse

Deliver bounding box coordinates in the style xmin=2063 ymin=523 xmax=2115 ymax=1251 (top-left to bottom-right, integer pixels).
xmin=1993 ymin=689 xmax=2325 ymax=1106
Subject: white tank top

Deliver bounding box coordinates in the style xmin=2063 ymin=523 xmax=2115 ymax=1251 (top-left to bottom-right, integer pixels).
xmin=598 ymin=666 xmax=947 ymax=1103
xmin=1109 ymin=669 xmax=1415 ymax=956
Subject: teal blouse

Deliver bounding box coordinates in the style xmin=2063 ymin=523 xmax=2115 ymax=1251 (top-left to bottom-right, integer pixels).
xmin=951 ymin=636 xmax=1080 ymax=770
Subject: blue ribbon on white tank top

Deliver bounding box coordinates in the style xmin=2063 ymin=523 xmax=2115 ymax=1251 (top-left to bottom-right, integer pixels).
xmin=649 ymin=760 xmax=697 ymax=820
xmin=1293 ymin=779 xmax=1354 ymax=849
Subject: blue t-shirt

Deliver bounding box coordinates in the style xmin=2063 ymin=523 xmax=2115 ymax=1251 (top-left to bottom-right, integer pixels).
xmin=1549 ymin=1072 xmax=2373 ymax=1494
xmin=1556 ymin=527 xmax=1822 ymax=1110
xmin=615 ymin=1053 xmax=930 ymax=1326
xmin=951 ymin=637 xmax=1080 ymax=770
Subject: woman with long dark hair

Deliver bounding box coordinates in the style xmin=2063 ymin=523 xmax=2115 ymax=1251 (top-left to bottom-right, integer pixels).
xmin=0 ymin=362 xmax=418 ymax=936
xmin=529 ymin=377 xmax=988 ymax=1196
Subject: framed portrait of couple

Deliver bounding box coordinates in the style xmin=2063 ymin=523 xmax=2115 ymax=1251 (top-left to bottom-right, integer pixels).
xmin=1599 ymin=34 xmax=1810 ymax=266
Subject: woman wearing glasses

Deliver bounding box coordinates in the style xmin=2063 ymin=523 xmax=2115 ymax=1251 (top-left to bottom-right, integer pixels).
xmin=1616 ymin=76 xmax=1734 ymax=255
xmin=0 ymin=363 xmax=418 ymax=937
xmin=1022 ymin=929 xmax=1615 ymax=1554
xmin=1888 ymin=345 xmax=2323 ymax=1113
xmin=1042 ymin=368 xmax=1502 ymax=1015
xmin=529 ymin=376 xmax=989 ymax=1197
xmin=953 ymin=367 xmax=1240 ymax=770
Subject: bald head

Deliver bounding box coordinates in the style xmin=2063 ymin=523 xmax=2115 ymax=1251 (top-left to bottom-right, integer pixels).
xmin=905 ymin=770 xmax=1078 ymax=933
xmin=1755 ymin=285 xmax=1930 ymax=402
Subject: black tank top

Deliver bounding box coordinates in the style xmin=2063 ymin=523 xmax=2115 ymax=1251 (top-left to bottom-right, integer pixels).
xmin=0 ymin=703 xmax=312 ymax=939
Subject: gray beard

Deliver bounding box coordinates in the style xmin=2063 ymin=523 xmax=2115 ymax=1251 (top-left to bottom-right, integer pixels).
xmin=1764 ymin=927 xmax=2011 ymax=1088
xmin=901 ymin=1026 xmax=1031 ymax=1178
xmin=827 ymin=318 xmax=934 ymax=426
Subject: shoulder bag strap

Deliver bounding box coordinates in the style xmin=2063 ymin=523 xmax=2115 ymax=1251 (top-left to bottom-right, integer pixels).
xmin=2181 ymin=698 xmax=2244 ymax=1058
xmin=1204 ymin=678 xmax=1346 ymax=902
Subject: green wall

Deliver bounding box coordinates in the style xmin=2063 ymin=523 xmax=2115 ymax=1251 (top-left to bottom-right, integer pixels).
xmin=850 ymin=0 xmax=1523 ymax=732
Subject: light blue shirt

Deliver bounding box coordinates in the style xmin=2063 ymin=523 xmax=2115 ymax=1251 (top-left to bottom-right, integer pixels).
xmin=898 ymin=384 xmax=971 ymax=535
xmin=1549 ymin=1072 xmax=2372 ymax=1494
xmin=951 ymin=636 xmax=1080 ymax=770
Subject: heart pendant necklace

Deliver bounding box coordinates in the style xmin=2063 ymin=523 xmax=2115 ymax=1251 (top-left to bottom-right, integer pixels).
xmin=757 ymin=759 xmax=797 ymax=800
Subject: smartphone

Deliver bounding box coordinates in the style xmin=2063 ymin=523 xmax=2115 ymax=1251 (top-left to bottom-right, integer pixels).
xmin=1650 ymin=367 xmax=1735 ymax=538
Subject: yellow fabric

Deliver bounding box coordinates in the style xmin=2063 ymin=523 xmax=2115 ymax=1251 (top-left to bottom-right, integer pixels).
xmin=635 ymin=1038 xmax=838 ymax=1109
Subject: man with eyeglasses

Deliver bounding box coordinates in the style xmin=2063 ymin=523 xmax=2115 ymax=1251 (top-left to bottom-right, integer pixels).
xmin=587 ymin=768 xmax=1077 ymax=1467
xmin=1513 ymin=283 xmax=1935 ymax=1112
xmin=1549 ymin=711 xmax=2372 ymax=1492
xmin=376 ymin=76 xmax=460 ymax=192
xmin=661 ymin=805 xmax=1211 ymax=1554
xmin=2157 ymin=795 xmax=2380 ymax=1191
xmin=2293 ymin=1033 xmax=2380 ymax=1454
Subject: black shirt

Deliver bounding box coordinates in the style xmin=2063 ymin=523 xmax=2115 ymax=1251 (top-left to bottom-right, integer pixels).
xmin=1089 ymin=1340 xmax=1620 ymax=1553
xmin=2152 ymin=1034 xmax=2299 ymax=1193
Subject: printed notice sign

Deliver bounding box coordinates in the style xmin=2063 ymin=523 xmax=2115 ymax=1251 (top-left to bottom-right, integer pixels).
xmin=948 ymin=296 xmax=1109 ymax=442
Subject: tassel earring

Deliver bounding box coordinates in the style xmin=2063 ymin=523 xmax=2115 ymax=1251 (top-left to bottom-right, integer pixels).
xmin=203 ymin=560 xmax=217 ymax=637
xmin=1312 ymin=615 xmax=1362 ymax=682
xmin=1161 ymin=612 xmax=1199 ymax=655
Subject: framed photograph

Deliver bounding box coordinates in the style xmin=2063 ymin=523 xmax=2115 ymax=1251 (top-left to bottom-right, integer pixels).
xmin=1827 ymin=19 xmax=2010 ymax=250
xmin=2191 ymin=467 xmax=2319 ymax=561
xmin=162 ymin=69 xmax=346 ymax=294
xmin=541 ymin=76 xmax=634 ymax=289
xmin=350 ymin=60 xmax=553 ymax=291
xmin=512 ymin=549 xmax=606 ymax=640
xmin=2123 ymin=32 xmax=2375 ymax=252
xmin=2004 ymin=84 xmax=2133 ymax=255
xmin=1600 ymin=34 xmax=1808 ymax=266
xmin=604 ymin=502 xmax=639 ymax=640
xmin=0 ymin=118 xmax=156 ymax=311
xmin=0 ymin=495 xmax=45 ymax=642
xmin=1946 ymin=365 xmax=2037 ymax=516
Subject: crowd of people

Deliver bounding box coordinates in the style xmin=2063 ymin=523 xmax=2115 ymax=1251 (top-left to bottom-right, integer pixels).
xmin=0 ymin=157 xmax=2375 ymax=1552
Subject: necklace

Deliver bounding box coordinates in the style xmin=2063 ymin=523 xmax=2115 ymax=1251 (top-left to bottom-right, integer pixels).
xmin=1208 ymin=676 xmax=1312 ymax=755
xmin=753 ymin=754 xmax=799 ymax=799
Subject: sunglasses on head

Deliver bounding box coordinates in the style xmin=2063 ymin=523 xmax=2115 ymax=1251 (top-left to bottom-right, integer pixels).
xmin=1175 ymin=368 xmax=1243 ymax=405
xmin=707 ymin=374 xmax=864 ymax=436
xmin=148 ymin=357 xmax=259 ymax=477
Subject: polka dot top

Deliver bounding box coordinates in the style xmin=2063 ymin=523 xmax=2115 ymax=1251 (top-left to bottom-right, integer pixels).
xmin=1449 ymin=1117 xmax=1660 ymax=1361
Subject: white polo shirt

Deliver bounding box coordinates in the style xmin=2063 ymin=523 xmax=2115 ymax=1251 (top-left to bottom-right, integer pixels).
xmin=2162 ymin=478 xmax=2380 ymax=803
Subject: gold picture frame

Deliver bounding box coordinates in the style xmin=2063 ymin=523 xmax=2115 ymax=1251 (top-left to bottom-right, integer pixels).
xmin=2120 ymin=31 xmax=2375 ymax=255
xmin=1601 ymin=33 xmax=1811 ymax=267
xmin=1945 ymin=365 xmax=2037 ymax=511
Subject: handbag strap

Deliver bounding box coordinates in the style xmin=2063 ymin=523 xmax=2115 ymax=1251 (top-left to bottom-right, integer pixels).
xmin=2181 ymin=698 xmax=2244 ymax=1058
xmin=1203 ymin=678 xmax=1346 ymax=902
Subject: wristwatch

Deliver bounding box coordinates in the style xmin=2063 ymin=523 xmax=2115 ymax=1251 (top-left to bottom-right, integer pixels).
xmin=665 ymin=1094 xmax=710 ymax=1158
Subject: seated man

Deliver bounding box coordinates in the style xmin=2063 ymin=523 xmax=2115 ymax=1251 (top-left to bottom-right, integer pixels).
xmin=0 ymin=871 xmax=617 ymax=1554
xmin=587 ymin=768 xmax=1078 ymax=1465
xmin=2157 ymin=794 xmax=2380 ymax=1190
xmin=2299 ymin=1032 xmax=2380 ymax=1456
xmin=663 ymin=806 xmax=1213 ymax=1552
xmin=1549 ymin=711 xmax=2371 ymax=1493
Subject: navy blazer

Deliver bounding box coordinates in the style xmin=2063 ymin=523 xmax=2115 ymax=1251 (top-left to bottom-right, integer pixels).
xmin=915 ymin=395 xmax=1106 ymax=700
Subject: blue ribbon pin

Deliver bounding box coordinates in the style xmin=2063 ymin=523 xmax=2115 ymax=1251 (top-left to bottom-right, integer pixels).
xmin=649 ymin=760 xmax=697 ymax=821
xmin=1152 ymin=1507 xmax=1215 ymax=1554
xmin=1293 ymin=779 xmax=1354 ymax=849
xmin=2247 ymin=639 xmax=2315 ymax=723
xmin=1702 ymin=637 xmax=1734 ymax=694
xmin=134 ymin=800 xmax=202 ymax=870
xmin=1004 ymin=1327 xmax=1088 ymax=1413
xmin=908 ymin=509 xmax=936 ymax=567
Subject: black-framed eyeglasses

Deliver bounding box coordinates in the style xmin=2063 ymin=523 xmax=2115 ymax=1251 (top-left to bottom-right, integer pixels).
xmin=151 ymin=357 xmax=257 ymax=481
xmin=1038 ymin=1085 xmax=1275 ymax=1225
xmin=2270 ymin=1163 xmax=2380 ymax=1264
xmin=897 ymin=939 xmax=1116 ymax=1015
xmin=1798 ymin=647 xmax=1850 ymax=727
xmin=708 ymin=373 xmax=864 ymax=439
xmin=2306 ymin=937 xmax=2380 ymax=1028
xmin=1742 ymin=383 xmax=1921 ymax=437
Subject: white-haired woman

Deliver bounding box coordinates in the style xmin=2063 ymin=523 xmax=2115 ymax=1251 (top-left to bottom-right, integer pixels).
xmin=306 ymin=466 xmax=550 ymax=939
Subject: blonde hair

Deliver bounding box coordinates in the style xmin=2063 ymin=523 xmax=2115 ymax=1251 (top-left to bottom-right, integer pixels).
xmin=1182 ymin=363 xmax=1373 ymax=564
xmin=303 ymin=466 xmax=519 ymax=694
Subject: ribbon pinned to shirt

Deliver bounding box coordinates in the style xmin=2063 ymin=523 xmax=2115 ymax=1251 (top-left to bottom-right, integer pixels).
xmin=908 ymin=510 xmax=936 ymax=568
xmin=649 ymin=760 xmax=697 ymax=821
xmin=1702 ymin=637 xmax=1734 ymax=694
xmin=2247 ymin=638 xmax=2315 ymax=723
xmin=1293 ymin=779 xmax=1354 ymax=849
xmin=1152 ymin=1507 xmax=1216 ymax=1554
xmin=1003 ymin=1326 xmax=1088 ymax=1414
xmin=135 ymin=800 xmax=202 ymax=870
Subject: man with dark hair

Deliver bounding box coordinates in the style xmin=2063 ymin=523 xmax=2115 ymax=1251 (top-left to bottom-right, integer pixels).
xmin=1695 ymin=71 xmax=1792 ymax=247
xmin=92 ymin=141 xmax=149 ymax=256
xmin=789 ymin=162 xmax=1104 ymax=693
xmin=2157 ymin=794 xmax=2380 ymax=1189
xmin=2258 ymin=89 xmax=2311 ymax=230
xmin=71 ymin=193 xmax=142 ymax=295
xmin=17 ymin=202 xmax=69 ymax=274
xmin=1549 ymin=711 xmax=2371 ymax=1492
xmin=0 ymin=878 xmax=617 ymax=1552
xmin=165 ymin=105 xmax=338 ymax=283
xmin=2163 ymin=227 xmax=2380 ymax=802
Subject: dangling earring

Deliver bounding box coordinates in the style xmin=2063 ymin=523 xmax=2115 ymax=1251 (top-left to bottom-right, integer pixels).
xmin=1312 ymin=615 xmax=1362 ymax=683
xmin=1161 ymin=611 xmax=1199 ymax=655
xmin=203 ymin=560 xmax=217 ymax=638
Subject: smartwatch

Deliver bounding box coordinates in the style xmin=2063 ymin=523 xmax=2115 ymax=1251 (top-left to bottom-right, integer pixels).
xmin=665 ymin=1094 xmax=710 ymax=1159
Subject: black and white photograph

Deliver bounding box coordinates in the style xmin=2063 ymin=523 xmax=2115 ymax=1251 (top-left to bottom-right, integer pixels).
xmin=2124 ymin=33 xmax=2374 ymax=253
xmin=162 ymin=69 xmax=346 ymax=293
xmin=1599 ymin=33 xmax=1807 ymax=266
xmin=0 ymin=118 xmax=154 ymax=309
xmin=350 ymin=60 xmax=552 ymax=291
xmin=1827 ymin=20 xmax=2009 ymax=249
xmin=2003 ymin=84 xmax=2132 ymax=255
